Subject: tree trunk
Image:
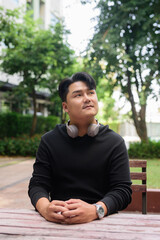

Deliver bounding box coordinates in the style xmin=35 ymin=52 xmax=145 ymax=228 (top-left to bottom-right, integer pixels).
xmin=132 ymin=105 xmax=148 ymax=143
xmin=126 ymin=70 xmax=148 ymax=143
xmin=30 ymin=89 xmax=37 ymax=137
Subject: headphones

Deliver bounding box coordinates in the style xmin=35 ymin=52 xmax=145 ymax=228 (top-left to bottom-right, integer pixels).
xmin=66 ymin=120 xmax=100 ymax=138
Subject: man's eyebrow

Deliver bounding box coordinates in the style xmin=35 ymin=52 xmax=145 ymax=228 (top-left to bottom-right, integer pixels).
xmin=72 ymin=89 xmax=94 ymax=95
xmin=72 ymin=90 xmax=83 ymax=95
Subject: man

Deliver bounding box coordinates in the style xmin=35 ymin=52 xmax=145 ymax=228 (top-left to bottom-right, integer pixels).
xmin=28 ymin=72 xmax=132 ymax=224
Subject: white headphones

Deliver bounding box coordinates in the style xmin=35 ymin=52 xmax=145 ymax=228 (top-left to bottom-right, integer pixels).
xmin=66 ymin=120 xmax=100 ymax=138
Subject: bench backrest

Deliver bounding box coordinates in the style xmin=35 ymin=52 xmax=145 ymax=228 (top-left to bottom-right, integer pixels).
xmin=129 ymin=160 xmax=147 ymax=214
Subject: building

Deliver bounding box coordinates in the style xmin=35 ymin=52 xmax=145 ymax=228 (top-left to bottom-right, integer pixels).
xmin=0 ymin=0 xmax=63 ymax=27
xmin=0 ymin=81 xmax=51 ymax=116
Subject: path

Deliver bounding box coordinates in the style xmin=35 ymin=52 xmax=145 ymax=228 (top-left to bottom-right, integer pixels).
xmin=0 ymin=157 xmax=34 ymax=209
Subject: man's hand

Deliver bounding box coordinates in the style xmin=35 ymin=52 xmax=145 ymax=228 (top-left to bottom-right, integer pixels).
xmin=36 ymin=198 xmax=107 ymax=224
xmin=62 ymin=199 xmax=97 ymax=224
xmin=36 ymin=198 xmax=69 ymax=224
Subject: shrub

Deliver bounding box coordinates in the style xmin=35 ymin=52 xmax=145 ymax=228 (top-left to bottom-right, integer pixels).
xmin=0 ymin=135 xmax=41 ymax=156
xmin=0 ymin=112 xmax=60 ymax=138
xmin=108 ymin=122 xmax=120 ymax=133
xmin=35 ymin=115 xmax=59 ymax=134
xmin=128 ymin=140 xmax=160 ymax=159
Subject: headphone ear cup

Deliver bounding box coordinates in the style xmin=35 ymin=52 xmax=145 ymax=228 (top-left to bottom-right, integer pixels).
xmin=87 ymin=123 xmax=99 ymax=137
xmin=66 ymin=124 xmax=78 ymax=138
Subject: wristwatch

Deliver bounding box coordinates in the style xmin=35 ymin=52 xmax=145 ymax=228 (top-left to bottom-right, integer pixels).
xmin=93 ymin=204 xmax=105 ymax=219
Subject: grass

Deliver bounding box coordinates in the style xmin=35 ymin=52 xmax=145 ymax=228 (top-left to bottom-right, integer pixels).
xmin=131 ymin=159 xmax=160 ymax=189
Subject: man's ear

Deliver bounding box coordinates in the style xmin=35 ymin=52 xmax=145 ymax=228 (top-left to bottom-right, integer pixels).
xmin=62 ymin=102 xmax=68 ymax=113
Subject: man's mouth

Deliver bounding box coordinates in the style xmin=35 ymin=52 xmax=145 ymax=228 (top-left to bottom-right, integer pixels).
xmin=83 ymin=105 xmax=94 ymax=109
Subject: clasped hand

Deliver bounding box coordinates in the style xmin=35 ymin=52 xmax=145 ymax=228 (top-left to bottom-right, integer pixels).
xmin=44 ymin=199 xmax=97 ymax=224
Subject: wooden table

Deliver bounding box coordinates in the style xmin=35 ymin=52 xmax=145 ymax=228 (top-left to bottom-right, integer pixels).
xmin=0 ymin=209 xmax=160 ymax=240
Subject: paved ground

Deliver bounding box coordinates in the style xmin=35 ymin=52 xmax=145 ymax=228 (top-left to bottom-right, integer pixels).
xmin=0 ymin=157 xmax=35 ymax=209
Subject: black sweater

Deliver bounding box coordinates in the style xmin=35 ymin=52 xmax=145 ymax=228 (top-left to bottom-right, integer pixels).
xmin=28 ymin=124 xmax=132 ymax=215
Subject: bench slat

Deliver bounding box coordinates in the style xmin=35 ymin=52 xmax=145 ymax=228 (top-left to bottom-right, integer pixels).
xmin=129 ymin=160 xmax=147 ymax=168
xmin=129 ymin=160 xmax=147 ymax=214
xmin=131 ymin=184 xmax=147 ymax=192
xmin=130 ymin=172 xmax=146 ymax=180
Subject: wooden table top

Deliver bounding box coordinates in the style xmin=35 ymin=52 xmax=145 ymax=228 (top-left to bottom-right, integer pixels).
xmin=0 ymin=208 xmax=160 ymax=240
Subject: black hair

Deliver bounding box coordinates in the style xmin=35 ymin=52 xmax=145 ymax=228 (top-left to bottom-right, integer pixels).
xmin=58 ymin=72 xmax=96 ymax=102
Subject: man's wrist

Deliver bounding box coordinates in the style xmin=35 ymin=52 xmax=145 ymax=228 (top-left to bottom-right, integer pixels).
xmin=36 ymin=197 xmax=50 ymax=218
xmin=93 ymin=204 xmax=104 ymax=219
xmin=96 ymin=201 xmax=107 ymax=217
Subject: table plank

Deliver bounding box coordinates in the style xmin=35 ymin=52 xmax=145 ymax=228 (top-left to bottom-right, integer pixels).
xmin=1 ymin=226 xmax=160 ymax=240
xmin=1 ymin=212 xmax=160 ymax=229
xmin=1 ymin=213 xmax=160 ymax=231
xmin=0 ymin=209 xmax=160 ymax=240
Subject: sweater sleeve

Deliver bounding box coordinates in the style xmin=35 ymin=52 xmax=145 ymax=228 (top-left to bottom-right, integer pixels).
xmin=28 ymin=136 xmax=53 ymax=208
xmin=100 ymin=140 xmax=132 ymax=215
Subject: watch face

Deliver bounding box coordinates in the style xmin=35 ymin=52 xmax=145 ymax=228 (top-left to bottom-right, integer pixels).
xmin=97 ymin=205 xmax=104 ymax=219
xmin=99 ymin=207 xmax=104 ymax=215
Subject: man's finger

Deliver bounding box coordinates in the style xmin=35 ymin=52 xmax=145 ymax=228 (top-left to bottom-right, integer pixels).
xmin=62 ymin=209 xmax=78 ymax=218
xmin=52 ymin=212 xmax=67 ymax=220
xmin=51 ymin=200 xmax=68 ymax=207
xmin=52 ymin=205 xmax=68 ymax=212
xmin=65 ymin=199 xmax=81 ymax=204
xmin=64 ymin=215 xmax=80 ymax=224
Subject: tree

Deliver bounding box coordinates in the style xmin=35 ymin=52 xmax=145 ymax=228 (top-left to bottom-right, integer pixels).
xmin=0 ymin=7 xmax=75 ymax=135
xmin=82 ymin=0 xmax=160 ymax=142
xmin=3 ymin=85 xmax=30 ymax=114
xmin=45 ymin=23 xmax=77 ymax=123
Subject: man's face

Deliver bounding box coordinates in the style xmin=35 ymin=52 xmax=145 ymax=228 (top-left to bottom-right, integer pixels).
xmin=62 ymin=81 xmax=99 ymax=122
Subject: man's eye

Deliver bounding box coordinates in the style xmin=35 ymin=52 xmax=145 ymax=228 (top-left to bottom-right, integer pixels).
xmin=75 ymin=94 xmax=81 ymax=97
xmin=89 ymin=91 xmax=94 ymax=95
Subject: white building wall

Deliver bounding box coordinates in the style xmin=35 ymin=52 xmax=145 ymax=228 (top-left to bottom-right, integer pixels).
xmin=50 ymin=0 xmax=63 ymax=18
xmin=120 ymin=121 xmax=160 ymax=149
xmin=0 ymin=0 xmax=63 ymax=28
xmin=44 ymin=0 xmax=63 ymax=29
xmin=0 ymin=0 xmax=26 ymax=9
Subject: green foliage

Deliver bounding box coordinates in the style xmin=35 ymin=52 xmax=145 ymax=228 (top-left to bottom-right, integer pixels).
xmin=108 ymin=122 xmax=120 ymax=133
xmin=128 ymin=141 xmax=160 ymax=159
xmin=0 ymin=7 xmax=76 ymax=133
xmin=45 ymin=23 xmax=77 ymax=120
xmin=3 ymin=85 xmax=30 ymax=113
xmin=35 ymin=115 xmax=60 ymax=134
xmin=0 ymin=112 xmax=59 ymax=138
xmin=96 ymin=77 xmax=120 ymax=123
xmin=83 ymin=0 xmax=160 ymax=142
xmin=0 ymin=135 xmax=41 ymax=156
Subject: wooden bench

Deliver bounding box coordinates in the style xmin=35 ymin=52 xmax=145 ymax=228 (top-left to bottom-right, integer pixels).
xmin=129 ymin=160 xmax=147 ymax=214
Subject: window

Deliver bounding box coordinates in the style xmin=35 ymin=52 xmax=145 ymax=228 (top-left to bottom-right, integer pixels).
xmin=12 ymin=0 xmax=19 ymax=3
xmin=50 ymin=12 xmax=58 ymax=26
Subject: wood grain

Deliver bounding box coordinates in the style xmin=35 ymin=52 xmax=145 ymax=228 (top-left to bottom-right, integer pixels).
xmin=0 ymin=209 xmax=160 ymax=240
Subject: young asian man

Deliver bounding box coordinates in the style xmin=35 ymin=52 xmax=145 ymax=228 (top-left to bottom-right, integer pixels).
xmin=28 ymin=72 xmax=132 ymax=224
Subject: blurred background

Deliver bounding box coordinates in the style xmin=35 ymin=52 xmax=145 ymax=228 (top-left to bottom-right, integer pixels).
xmin=0 ymin=0 xmax=160 ymax=211
xmin=0 ymin=0 xmax=160 ymax=157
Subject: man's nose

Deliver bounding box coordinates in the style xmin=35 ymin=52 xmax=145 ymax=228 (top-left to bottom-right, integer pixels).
xmin=83 ymin=93 xmax=90 ymax=102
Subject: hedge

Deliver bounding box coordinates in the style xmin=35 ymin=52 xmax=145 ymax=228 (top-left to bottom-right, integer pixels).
xmin=128 ymin=140 xmax=160 ymax=159
xmin=1 ymin=136 xmax=160 ymax=158
xmin=0 ymin=135 xmax=41 ymax=156
xmin=0 ymin=112 xmax=60 ymax=138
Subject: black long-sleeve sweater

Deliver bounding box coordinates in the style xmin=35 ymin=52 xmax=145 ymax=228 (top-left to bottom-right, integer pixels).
xmin=28 ymin=124 xmax=132 ymax=215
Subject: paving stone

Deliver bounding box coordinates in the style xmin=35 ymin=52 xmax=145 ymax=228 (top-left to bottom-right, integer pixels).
xmin=0 ymin=158 xmax=35 ymax=209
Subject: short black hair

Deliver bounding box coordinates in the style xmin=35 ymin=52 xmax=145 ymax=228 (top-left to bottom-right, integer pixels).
xmin=58 ymin=72 xmax=96 ymax=102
